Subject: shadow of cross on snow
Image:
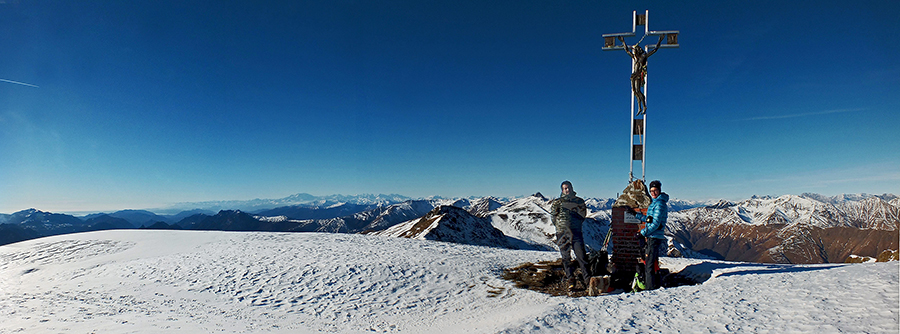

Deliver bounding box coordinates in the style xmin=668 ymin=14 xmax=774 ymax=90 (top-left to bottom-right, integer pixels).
xmin=682 ymin=261 xmax=847 ymax=282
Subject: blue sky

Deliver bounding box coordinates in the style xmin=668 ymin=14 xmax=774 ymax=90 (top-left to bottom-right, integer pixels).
xmin=1 ymin=0 xmax=898 ymax=213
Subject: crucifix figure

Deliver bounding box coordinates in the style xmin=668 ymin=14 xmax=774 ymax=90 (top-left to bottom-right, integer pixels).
xmin=619 ymin=35 xmax=664 ymax=116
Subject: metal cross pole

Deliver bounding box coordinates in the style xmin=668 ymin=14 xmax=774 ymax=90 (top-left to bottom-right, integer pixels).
xmin=602 ymin=10 xmax=679 ymax=182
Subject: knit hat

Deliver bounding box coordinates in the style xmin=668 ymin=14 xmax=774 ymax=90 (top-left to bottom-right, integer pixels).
xmin=561 ymin=180 xmax=573 ymax=190
xmin=649 ymin=180 xmax=662 ymax=190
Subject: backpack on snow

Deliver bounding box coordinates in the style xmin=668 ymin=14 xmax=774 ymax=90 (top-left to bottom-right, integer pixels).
xmin=587 ymin=250 xmax=609 ymax=277
xmin=587 ymin=229 xmax=613 ymax=277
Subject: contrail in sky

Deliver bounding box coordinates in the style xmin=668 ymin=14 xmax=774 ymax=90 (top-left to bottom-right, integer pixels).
xmin=736 ymin=108 xmax=864 ymax=121
xmin=0 ymin=78 xmax=40 ymax=88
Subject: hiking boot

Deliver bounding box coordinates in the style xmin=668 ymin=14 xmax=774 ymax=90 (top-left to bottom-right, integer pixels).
xmin=567 ymin=277 xmax=577 ymax=292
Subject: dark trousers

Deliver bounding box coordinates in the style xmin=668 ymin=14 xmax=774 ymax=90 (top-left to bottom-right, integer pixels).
xmin=559 ymin=228 xmax=590 ymax=283
xmin=644 ymin=237 xmax=663 ymax=290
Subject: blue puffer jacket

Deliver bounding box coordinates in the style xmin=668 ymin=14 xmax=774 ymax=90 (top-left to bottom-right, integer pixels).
xmin=636 ymin=192 xmax=668 ymax=240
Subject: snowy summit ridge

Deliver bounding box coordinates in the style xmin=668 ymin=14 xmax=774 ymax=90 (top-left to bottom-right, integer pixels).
xmin=0 ymin=230 xmax=896 ymax=333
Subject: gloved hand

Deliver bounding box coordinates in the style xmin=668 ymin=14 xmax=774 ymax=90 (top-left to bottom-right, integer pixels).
xmin=625 ymin=207 xmax=637 ymax=215
xmin=636 ymin=232 xmax=646 ymax=249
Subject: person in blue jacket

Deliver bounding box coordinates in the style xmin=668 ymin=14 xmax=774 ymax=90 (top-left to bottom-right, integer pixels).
xmin=629 ymin=180 xmax=668 ymax=290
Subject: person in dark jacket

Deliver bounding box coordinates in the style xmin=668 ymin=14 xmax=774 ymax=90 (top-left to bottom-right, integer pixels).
xmin=550 ymin=180 xmax=591 ymax=291
xmin=630 ymin=180 xmax=668 ymax=290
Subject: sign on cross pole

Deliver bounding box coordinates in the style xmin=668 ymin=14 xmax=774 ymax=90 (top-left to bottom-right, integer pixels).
xmin=602 ymin=10 xmax=679 ymax=182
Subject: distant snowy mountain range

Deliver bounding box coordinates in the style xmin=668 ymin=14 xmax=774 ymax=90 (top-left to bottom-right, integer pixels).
xmin=151 ymin=192 xmax=712 ymax=215
xmin=153 ymin=193 xmax=421 ymax=214
xmin=1 ymin=193 xmax=897 ymax=264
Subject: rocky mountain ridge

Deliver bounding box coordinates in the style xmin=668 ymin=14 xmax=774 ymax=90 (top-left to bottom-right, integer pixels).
xmin=668 ymin=194 xmax=899 ymax=263
xmin=370 ymin=205 xmax=517 ymax=249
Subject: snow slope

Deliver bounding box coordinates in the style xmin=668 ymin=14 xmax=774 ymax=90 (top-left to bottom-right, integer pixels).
xmin=1 ymin=230 xmax=897 ymax=333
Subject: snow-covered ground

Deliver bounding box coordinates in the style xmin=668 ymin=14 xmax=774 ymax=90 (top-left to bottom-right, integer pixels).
xmin=0 ymin=230 xmax=897 ymax=333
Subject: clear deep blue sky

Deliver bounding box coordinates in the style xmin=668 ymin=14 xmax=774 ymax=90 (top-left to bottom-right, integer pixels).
xmin=1 ymin=1 xmax=898 ymax=213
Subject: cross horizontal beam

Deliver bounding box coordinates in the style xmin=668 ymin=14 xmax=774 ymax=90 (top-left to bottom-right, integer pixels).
xmin=601 ymin=11 xmax=680 ymax=50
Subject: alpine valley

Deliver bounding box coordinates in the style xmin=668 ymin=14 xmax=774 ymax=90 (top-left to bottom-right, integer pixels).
xmin=1 ymin=192 xmax=897 ymax=264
